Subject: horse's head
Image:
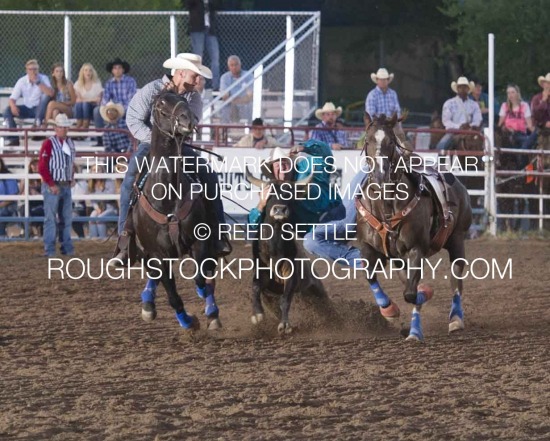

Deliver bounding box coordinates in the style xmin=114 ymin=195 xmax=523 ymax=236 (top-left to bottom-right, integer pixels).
xmin=153 ymin=90 xmax=196 ymax=138
xmin=364 ymin=113 xmax=410 ymax=185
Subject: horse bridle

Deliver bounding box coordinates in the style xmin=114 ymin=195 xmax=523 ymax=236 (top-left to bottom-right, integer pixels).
xmin=153 ymin=98 xmax=191 ymax=140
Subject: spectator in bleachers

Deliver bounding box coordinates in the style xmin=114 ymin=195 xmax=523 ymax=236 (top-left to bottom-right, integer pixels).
xmin=99 ymin=101 xmax=131 ymax=153
xmin=235 ymin=118 xmax=278 ymax=149
xmin=19 ymin=158 xmax=44 ymax=237
xmin=498 ymin=84 xmax=536 ymax=163
xmin=43 ymin=63 xmax=76 ymax=127
xmin=3 ymin=59 xmax=54 ymax=146
xmin=93 ymin=58 xmax=137 ymax=147
xmin=87 ymin=165 xmax=117 ymax=239
xmin=74 ymin=63 xmax=103 ymax=132
xmin=470 ymin=78 xmax=498 ymax=127
xmin=220 ymin=55 xmax=253 ymax=124
xmin=532 ymin=73 xmax=550 ymax=131
xmin=185 ymin=0 xmax=221 ymax=90
xmin=365 ymin=68 xmax=401 ymax=122
xmin=436 ymin=76 xmax=482 ymax=152
xmin=69 ymin=163 xmax=87 ymax=239
xmin=0 ymin=157 xmax=20 ymax=238
xmin=309 ymin=102 xmax=350 ymax=150
xmin=38 ymin=114 xmax=76 ymax=257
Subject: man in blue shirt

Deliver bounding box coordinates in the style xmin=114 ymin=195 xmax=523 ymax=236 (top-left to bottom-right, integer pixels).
xmin=365 ymin=68 xmax=401 ymax=122
xmin=219 ymin=55 xmax=253 ymax=124
xmin=3 ymin=59 xmax=54 ymax=146
xmin=93 ymin=57 xmax=137 ymax=147
xmin=309 ymin=102 xmax=350 ymax=150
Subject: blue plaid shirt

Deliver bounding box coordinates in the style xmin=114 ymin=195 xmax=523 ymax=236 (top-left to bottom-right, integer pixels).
xmin=365 ymin=86 xmax=401 ymax=119
xmin=104 ymin=118 xmax=131 ymax=153
xmin=101 ymin=75 xmax=137 ymax=110
xmin=310 ymin=122 xmax=350 ymax=148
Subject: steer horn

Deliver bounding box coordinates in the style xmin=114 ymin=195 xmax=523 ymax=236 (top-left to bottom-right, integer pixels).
xmin=245 ymin=166 xmax=268 ymax=188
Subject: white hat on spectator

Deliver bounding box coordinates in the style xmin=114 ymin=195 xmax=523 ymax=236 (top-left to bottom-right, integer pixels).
xmin=315 ymin=102 xmax=343 ymax=120
xmin=371 ymin=68 xmax=394 ymax=84
xmin=451 ymin=76 xmax=475 ymax=94
xmin=100 ymin=101 xmax=125 ymax=123
xmin=49 ymin=113 xmax=72 ymax=127
xmin=163 ymin=53 xmax=213 ymax=79
xmin=537 ymin=73 xmax=550 ymax=87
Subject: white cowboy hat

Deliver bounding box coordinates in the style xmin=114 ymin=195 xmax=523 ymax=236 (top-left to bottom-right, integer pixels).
xmin=260 ymin=147 xmax=292 ymax=179
xmin=451 ymin=76 xmax=475 ymax=94
xmin=371 ymin=68 xmax=394 ymax=84
xmin=100 ymin=101 xmax=125 ymax=123
xmin=163 ymin=53 xmax=213 ymax=79
xmin=537 ymin=73 xmax=550 ymax=88
xmin=315 ymin=102 xmax=343 ymax=120
xmin=49 ymin=113 xmax=72 ymax=127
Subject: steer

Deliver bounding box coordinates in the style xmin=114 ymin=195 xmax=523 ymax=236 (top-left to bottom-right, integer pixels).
xmin=246 ymin=168 xmax=335 ymax=334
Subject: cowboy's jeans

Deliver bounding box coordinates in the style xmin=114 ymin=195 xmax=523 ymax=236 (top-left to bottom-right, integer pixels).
xmin=119 ymin=142 xmax=150 ymax=234
xmin=190 ymin=31 xmax=220 ymax=90
xmin=3 ymin=98 xmax=48 ymax=142
xmin=436 ymin=133 xmax=454 ymax=151
xmin=0 ymin=203 xmax=18 ymax=236
xmin=303 ymin=170 xmax=367 ymax=268
xmin=42 ymin=183 xmax=73 ymax=256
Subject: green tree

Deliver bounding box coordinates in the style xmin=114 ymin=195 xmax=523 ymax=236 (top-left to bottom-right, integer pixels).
xmin=441 ymin=0 xmax=550 ymax=97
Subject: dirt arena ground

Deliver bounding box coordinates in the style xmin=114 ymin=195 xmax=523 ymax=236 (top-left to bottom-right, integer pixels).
xmin=1 ymin=238 xmax=549 ymax=440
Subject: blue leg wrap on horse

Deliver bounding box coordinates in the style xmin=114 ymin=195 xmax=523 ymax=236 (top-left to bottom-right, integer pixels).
xmin=409 ymin=310 xmax=424 ymax=340
xmin=141 ymin=279 xmax=158 ymax=304
xmin=176 ymin=310 xmax=194 ymax=329
xmin=196 ymin=285 xmax=207 ymax=300
xmin=449 ymin=293 xmax=463 ymax=320
xmin=416 ymin=291 xmax=428 ymax=306
xmin=204 ymin=285 xmax=219 ymax=318
xmin=369 ymin=281 xmax=390 ymax=308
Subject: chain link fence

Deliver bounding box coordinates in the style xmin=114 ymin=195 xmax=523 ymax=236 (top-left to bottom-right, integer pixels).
xmin=1 ymin=11 xmax=319 ymax=124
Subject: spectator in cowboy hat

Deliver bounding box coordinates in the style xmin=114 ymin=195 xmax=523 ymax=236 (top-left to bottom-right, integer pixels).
xmin=531 ymin=73 xmax=550 ymax=131
xmin=99 ymin=101 xmax=131 ymax=153
xmin=436 ymin=76 xmax=482 ymax=151
xmin=365 ymin=67 xmax=402 ymax=122
xmin=309 ymin=102 xmax=350 ymax=150
xmin=92 ymin=57 xmax=137 ymax=147
xmin=235 ymin=117 xmax=279 ymax=149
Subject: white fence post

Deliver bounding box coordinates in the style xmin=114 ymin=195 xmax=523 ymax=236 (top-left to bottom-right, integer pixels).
xmin=284 ymin=15 xmax=295 ymax=128
xmin=64 ymin=15 xmax=72 ymax=80
xmin=170 ymin=15 xmax=178 ymax=58
xmin=252 ymin=64 xmax=263 ymax=120
xmin=487 ymin=33 xmax=497 ymax=236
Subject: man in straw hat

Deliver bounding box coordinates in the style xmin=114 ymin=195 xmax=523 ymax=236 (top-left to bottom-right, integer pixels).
xmin=365 ymin=68 xmax=402 ymax=122
xmin=310 ymin=102 xmax=350 ymax=150
xmin=531 ymin=73 xmax=550 ymax=131
xmin=99 ymin=101 xmax=131 ymax=153
xmin=37 ymin=113 xmax=75 ymax=257
xmin=248 ymin=142 xmax=344 ymax=232
xmin=111 ymin=53 xmax=231 ymax=265
xmin=92 ymin=57 xmax=137 ymax=147
xmin=436 ymin=76 xmax=482 ymax=152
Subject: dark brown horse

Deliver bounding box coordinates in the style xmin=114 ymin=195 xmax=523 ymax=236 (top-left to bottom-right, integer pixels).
xmin=130 ymin=90 xmax=221 ymax=331
xmin=356 ymin=114 xmax=472 ymax=342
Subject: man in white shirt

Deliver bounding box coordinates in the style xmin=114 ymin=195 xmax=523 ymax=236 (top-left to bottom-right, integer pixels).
xmin=436 ymin=76 xmax=482 ymax=151
xmin=219 ymin=55 xmax=253 ymax=124
xmin=3 ymin=59 xmax=54 ymax=146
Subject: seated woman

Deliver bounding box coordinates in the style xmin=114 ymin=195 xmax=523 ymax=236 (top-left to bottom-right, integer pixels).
xmin=43 ymin=63 xmax=76 ymax=126
xmin=74 ymin=63 xmax=103 ymax=131
xmin=87 ymin=165 xmax=117 ymax=239
xmin=498 ymin=83 xmax=535 ymax=168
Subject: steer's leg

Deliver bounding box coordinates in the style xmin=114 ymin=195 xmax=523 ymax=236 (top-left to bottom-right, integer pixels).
xmin=278 ymin=272 xmax=298 ymax=335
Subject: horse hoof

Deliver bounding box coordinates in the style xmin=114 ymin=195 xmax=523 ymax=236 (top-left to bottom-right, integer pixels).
xmin=207 ymin=318 xmax=222 ymax=331
xmin=184 ymin=315 xmax=201 ymax=331
xmin=405 ymin=333 xmax=424 ymax=343
xmin=251 ymin=313 xmax=264 ymax=325
xmin=449 ymin=316 xmax=465 ymax=333
xmin=141 ymin=302 xmax=157 ymax=322
xmin=278 ymin=322 xmax=292 ymax=335
xmin=380 ymin=301 xmax=400 ymax=321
